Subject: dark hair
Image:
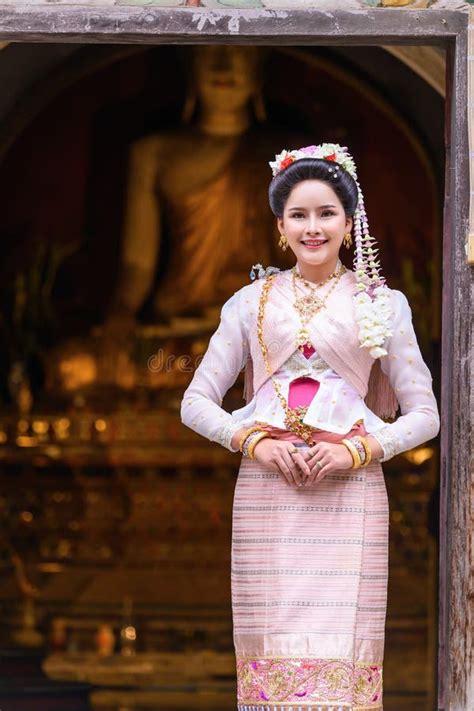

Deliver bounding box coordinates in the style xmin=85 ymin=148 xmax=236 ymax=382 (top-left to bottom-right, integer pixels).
xmin=268 ymin=158 xmax=359 ymax=218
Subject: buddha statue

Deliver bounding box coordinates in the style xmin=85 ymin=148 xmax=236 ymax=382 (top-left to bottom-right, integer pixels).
xmin=108 ymin=45 xmax=297 ymax=326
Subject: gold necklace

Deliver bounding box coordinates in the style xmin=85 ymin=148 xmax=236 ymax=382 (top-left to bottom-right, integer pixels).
xmin=291 ymin=262 xmax=346 ymax=350
xmin=293 ymin=260 xmax=343 ymax=290
xmin=256 ymin=274 xmax=315 ymax=444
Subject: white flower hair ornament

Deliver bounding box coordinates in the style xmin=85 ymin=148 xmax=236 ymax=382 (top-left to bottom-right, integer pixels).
xmin=269 ymin=143 xmax=393 ymax=359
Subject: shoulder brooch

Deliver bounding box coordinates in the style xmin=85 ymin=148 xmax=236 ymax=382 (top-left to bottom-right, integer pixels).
xmin=249 ymin=263 xmax=281 ymax=281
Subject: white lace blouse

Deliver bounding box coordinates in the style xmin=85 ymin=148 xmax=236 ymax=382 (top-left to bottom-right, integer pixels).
xmin=180 ymin=287 xmax=440 ymax=463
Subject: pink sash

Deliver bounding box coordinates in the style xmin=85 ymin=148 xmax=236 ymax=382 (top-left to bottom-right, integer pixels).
xmin=258 ymin=421 xmax=367 ymax=446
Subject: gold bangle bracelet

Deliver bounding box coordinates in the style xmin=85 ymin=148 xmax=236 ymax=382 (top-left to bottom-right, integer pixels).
xmin=355 ymin=436 xmax=372 ymax=467
xmin=341 ymin=438 xmax=362 ymax=469
xmin=248 ymin=432 xmax=270 ymax=460
xmin=239 ymin=426 xmax=264 ymax=453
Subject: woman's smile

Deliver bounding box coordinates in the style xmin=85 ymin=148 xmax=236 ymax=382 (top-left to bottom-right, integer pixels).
xmin=300 ymin=238 xmax=328 ymax=249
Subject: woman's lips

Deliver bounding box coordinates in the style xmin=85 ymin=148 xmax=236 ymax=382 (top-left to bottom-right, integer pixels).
xmin=301 ymin=240 xmax=327 ymax=249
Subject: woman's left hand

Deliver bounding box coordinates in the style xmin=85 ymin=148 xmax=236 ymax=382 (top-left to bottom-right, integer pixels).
xmin=302 ymin=442 xmax=353 ymax=486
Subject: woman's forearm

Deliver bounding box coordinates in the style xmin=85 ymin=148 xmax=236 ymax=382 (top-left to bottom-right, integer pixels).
xmin=365 ymin=434 xmax=384 ymax=461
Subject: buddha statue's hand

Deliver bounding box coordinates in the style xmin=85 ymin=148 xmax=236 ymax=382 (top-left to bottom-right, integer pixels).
xmin=303 ymin=442 xmax=354 ymax=486
xmin=252 ymin=437 xmax=311 ymax=488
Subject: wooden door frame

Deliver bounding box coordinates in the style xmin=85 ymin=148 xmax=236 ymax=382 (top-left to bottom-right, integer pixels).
xmin=0 ymin=6 xmax=471 ymax=709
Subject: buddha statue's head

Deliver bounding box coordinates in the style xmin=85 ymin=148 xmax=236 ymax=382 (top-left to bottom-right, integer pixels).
xmin=181 ymin=45 xmax=267 ymax=123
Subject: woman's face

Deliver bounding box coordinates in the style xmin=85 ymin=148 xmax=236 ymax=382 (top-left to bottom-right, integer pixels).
xmin=277 ymin=179 xmax=352 ymax=270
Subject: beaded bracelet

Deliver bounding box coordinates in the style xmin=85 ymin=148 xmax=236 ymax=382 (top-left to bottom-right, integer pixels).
xmin=341 ymin=438 xmax=362 ymax=469
xmin=241 ymin=429 xmax=267 ymax=458
xmin=243 ymin=430 xmax=268 ymax=458
xmin=242 ymin=432 xmax=258 ymax=457
xmin=247 ymin=431 xmax=270 ymax=459
xmin=354 ymin=435 xmax=372 ymax=467
xmin=238 ymin=426 xmax=262 ymax=454
xmin=342 ymin=436 xmax=373 ymax=468
xmin=349 ymin=436 xmax=367 ymax=466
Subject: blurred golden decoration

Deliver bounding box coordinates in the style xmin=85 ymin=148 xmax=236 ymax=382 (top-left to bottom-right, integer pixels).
xmin=94 ymin=419 xmax=107 ymax=433
xmin=12 ymin=598 xmax=44 ymax=648
xmin=10 ymin=552 xmax=44 ymax=648
xmin=50 ymin=618 xmax=68 ymax=652
xmin=17 ymin=418 xmax=29 ymax=434
xmin=18 ymin=381 xmax=34 ymax=414
xmin=32 ymin=420 xmax=49 ymax=436
xmin=52 ymin=417 xmax=71 ymax=440
xmin=58 ymin=350 xmax=98 ymax=391
xmin=120 ymin=597 xmax=137 ymax=658
xmin=16 ymin=435 xmax=38 ymax=447
xmin=44 ymin=649 xmax=236 ymax=686
xmin=96 ymin=624 xmax=116 ymax=657
xmin=403 ymin=446 xmax=434 ymax=466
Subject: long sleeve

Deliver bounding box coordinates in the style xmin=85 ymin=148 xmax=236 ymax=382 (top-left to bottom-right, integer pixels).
xmin=370 ymin=289 xmax=440 ymax=462
xmin=180 ymin=289 xmax=250 ymax=452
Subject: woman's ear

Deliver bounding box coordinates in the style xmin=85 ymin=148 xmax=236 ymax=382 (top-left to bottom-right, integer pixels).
xmin=277 ymin=217 xmax=284 ymax=233
xmin=346 ymin=216 xmax=353 ymax=232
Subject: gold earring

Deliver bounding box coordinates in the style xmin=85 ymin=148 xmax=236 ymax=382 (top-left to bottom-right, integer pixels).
xmin=343 ymin=232 xmax=353 ymax=249
xmin=278 ymin=233 xmax=288 ymax=251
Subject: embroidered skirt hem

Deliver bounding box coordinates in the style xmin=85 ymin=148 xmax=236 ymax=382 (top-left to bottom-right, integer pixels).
xmin=237 ymin=705 xmax=382 ymax=710
xmin=237 ymin=705 xmax=382 ymax=711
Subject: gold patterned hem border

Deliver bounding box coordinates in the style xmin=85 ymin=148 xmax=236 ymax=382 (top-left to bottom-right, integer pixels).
xmin=237 ymin=656 xmax=382 ymax=709
xmin=236 ymin=654 xmax=383 ymax=666
xmin=238 ymin=704 xmax=383 ymax=710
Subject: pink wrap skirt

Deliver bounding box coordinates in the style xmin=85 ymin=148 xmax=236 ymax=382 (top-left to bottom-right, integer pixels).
xmin=231 ymin=422 xmax=389 ymax=711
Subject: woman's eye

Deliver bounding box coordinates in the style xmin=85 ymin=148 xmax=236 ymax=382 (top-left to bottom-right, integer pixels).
xmin=290 ymin=211 xmax=334 ymax=218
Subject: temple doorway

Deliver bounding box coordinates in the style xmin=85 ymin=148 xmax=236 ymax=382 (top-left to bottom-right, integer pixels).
xmin=0 ymin=33 xmax=454 ymax=711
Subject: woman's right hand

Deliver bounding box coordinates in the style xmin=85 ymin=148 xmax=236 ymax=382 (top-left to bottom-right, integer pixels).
xmin=251 ymin=437 xmax=311 ymax=487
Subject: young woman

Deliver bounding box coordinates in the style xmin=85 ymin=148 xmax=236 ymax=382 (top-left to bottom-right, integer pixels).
xmin=180 ymin=143 xmax=440 ymax=711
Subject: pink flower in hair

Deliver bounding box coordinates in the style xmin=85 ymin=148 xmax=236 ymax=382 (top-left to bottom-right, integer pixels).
xmin=298 ymin=145 xmax=318 ymax=155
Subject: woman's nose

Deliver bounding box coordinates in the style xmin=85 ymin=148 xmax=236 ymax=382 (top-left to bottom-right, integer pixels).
xmin=306 ymin=216 xmax=321 ymax=233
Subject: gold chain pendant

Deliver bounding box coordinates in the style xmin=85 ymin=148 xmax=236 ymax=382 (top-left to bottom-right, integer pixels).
xmin=293 ymin=293 xmax=325 ymax=320
xmin=283 ymin=405 xmax=309 ymax=431
xmin=257 ymin=274 xmax=317 ymax=445
xmin=256 ymin=265 xmax=347 ymax=444
xmin=291 ymin=262 xmax=346 ymax=351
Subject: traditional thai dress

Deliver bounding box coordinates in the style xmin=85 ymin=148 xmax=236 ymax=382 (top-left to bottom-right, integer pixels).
xmin=180 ymin=266 xmax=439 ymax=711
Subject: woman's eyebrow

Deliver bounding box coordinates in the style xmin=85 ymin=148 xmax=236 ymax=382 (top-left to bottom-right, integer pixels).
xmin=288 ymin=204 xmax=337 ymax=210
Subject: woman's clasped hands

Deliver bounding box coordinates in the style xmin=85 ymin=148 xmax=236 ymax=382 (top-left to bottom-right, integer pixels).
xmin=251 ymin=437 xmax=354 ymax=487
